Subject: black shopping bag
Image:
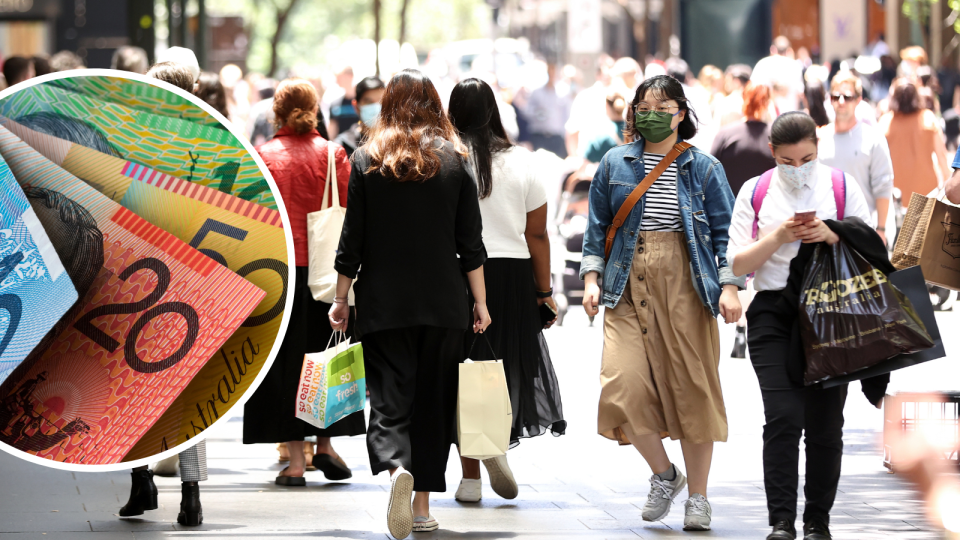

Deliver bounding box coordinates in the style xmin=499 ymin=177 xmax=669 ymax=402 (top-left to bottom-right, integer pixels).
xmin=823 ymin=265 xmax=946 ymax=387
xmin=800 ymin=241 xmax=935 ymax=385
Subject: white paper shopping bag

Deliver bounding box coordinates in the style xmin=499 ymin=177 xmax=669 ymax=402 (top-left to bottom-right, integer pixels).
xmin=457 ymin=334 xmax=512 ymax=460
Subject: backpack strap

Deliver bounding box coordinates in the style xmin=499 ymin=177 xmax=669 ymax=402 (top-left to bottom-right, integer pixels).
xmin=751 ymin=168 xmax=775 ymax=239
xmin=831 ymin=168 xmax=846 ymax=221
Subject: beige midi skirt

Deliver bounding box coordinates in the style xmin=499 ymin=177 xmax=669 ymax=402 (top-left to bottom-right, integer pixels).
xmin=598 ymin=231 xmax=728 ymax=445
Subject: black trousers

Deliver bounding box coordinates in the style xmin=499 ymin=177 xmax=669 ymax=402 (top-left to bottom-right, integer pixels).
xmin=747 ymin=291 xmax=848 ymax=526
xmin=363 ymin=326 xmax=463 ymax=493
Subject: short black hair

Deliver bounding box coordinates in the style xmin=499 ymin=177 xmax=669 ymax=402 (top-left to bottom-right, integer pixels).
xmin=770 ymin=111 xmax=818 ymax=148
xmin=2 ymin=56 xmax=33 ymax=86
xmin=627 ymin=75 xmax=699 ymax=142
xmin=355 ymin=76 xmax=385 ymax=103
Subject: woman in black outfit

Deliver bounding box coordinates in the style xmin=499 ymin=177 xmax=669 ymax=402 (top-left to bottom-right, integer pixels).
xmin=329 ymin=69 xmax=491 ymax=540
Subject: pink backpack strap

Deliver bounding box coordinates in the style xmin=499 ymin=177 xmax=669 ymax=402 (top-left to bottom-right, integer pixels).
xmin=751 ymin=169 xmax=775 ymax=239
xmin=830 ymin=168 xmax=846 ymax=221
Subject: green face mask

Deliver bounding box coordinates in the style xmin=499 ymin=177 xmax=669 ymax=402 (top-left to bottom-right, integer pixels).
xmin=634 ymin=110 xmax=680 ymax=143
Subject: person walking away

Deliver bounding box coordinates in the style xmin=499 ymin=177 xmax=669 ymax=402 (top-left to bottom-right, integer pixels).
xmin=804 ymin=81 xmax=831 ymax=127
xmin=752 ymin=36 xmax=805 ymax=113
xmin=880 ymin=78 xmax=950 ymax=207
xmin=242 ymin=78 xmax=364 ymax=484
xmin=447 ymin=78 xmax=567 ymax=503
xmin=524 ymin=63 xmax=572 ymax=157
xmin=726 ymin=112 xmax=885 ymax=540
xmin=580 ymin=75 xmax=744 ymax=532
xmin=819 ymin=71 xmax=894 ymax=245
xmin=334 ymin=76 xmax=385 ymax=158
xmin=329 ymin=69 xmax=491 ymax=539
xmin=712 ymin=82 xmax=777 ymax=197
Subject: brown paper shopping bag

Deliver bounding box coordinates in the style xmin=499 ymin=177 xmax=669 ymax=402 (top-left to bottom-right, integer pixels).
xmin=457 ymin=335 xmax=512 ymax=460
xmin=892 ymin=192 xmax=960 ymax=291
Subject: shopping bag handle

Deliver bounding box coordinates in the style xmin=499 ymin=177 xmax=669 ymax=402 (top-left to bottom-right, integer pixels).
xmin=467 ymin=332 xmax=497 ymax=360
xmin=325 ymin=329 xmax=350 ymax=354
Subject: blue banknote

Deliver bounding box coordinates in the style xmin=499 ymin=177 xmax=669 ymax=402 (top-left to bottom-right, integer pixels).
xmin=0 ymin=155 xmax=78 ymax=383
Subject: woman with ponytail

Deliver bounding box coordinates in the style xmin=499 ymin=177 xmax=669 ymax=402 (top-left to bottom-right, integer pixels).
xmin=243 ymin=78 xmax=366 ymax=485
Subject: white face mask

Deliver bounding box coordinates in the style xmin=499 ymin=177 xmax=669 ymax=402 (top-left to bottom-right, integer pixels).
xmin=777 ymin=159 xmax=818 ymax=190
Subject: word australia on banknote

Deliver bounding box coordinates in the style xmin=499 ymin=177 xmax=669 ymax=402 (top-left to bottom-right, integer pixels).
xmin=0 ymin=124 xmax=266 ymax=464
xmin=0 ymin=117 xmax=290 ymax=459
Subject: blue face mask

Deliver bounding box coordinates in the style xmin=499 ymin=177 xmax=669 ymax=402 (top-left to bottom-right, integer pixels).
xmin=359 ymin=103 xmax=381 ymax=126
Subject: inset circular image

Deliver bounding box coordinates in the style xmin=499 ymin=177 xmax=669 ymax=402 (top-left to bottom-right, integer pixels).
xmin=0 ymin=69 xmax=294 ymax=469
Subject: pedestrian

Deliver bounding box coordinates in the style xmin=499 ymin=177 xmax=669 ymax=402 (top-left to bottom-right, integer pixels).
xmin=146 ymin=62 xmax=194 ymax=92
xmin=2 ymin=56 xmax=34 ymax=88
xmin=804 ymin=80 xmax=830 ymax=127
xmin=242 ymin=78 xmax=364 ymax=485
xmin=712 ymin=82 xmax=777 ymax=197
xmin=879 ymin=78 xmax=950 ymax=206
xmin=818 ymin=71 xmax=895 ymax=244
xmin=580 ymin=74 xmax=744 ymax=532
xmin=580 ymin=88 xmax=629 ymax=163
xmin=48 ymin=50 xmax=85 ymax=71
xmin=111 ymin=46 xmax=149 ymax=74
xmin=447 ymin=78 xmax=566 ymax=503
xmin=195 ymin=71 xmax=229 ymax=119
xmin=334 ymin=75 xmax=385 ymax=157
xmin=716 ymin=64 xmax=753 ymax=127
xmin=523 ymin=62 xmax=572 ymax=157
xmin=328 ymin=68 xmax=490 ymax=539
xmin=752 ymin=36 xmax=805 ymax=113
xmin=726 ymin=112 xmax=880 ymax=540
xmin=324 ymin=64 xmax=358 ymax=139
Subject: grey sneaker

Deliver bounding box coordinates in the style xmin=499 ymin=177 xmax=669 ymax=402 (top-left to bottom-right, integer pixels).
xmin=641 ymin=465 xmax=687 ymax=522
xmin=683 ymin=493 xmax=712 ymax=530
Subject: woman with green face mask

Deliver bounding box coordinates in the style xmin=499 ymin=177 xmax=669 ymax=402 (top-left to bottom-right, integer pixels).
xmin=579 ymin=75 xmax=744 ymax=532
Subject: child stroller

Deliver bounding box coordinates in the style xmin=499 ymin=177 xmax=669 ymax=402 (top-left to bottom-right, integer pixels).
xmin=553 ymin=161 xmax=598 ymax=325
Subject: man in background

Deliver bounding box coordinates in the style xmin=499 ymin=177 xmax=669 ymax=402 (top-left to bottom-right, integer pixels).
xmin=525 ymin=63 xmax=571 ymax=157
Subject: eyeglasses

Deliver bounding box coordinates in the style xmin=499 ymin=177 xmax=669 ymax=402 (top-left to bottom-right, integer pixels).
xmin=636 ymin=102 xmax=679 ymax=113
xmin=830 ymin=93 xmax=858 ymax=102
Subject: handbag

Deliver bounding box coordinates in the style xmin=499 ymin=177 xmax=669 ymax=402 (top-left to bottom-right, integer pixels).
xmin=457 ymin=334 xmax=512 ymax=460
xmin=296 ymin=331 xmax=366 ymax=429
xmin=891 ymin=190 xmax=960 ymax=291
xmin=604 ymin=142 xmax=690 ymax=260
xmin=306 ymin=143 xmax=355 ymax=304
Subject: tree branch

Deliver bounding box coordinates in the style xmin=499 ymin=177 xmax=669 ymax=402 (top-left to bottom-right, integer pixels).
xmin=268 ymin=0 xmax=302 ymax=77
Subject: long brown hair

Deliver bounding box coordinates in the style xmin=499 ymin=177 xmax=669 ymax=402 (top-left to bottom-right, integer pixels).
xmin=363 ymin=69 xmax=466 ymax=182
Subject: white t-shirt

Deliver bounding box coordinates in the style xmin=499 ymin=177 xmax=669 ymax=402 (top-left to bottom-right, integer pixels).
xmin=470 ymin=146 xmax=549 ymax=259
xmin=818 ymin=121 xmax=894 ymax=222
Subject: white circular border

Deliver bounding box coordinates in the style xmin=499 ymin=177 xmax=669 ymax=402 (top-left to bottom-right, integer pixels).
xmin=0 ymin=68 xmax=297 ymax=472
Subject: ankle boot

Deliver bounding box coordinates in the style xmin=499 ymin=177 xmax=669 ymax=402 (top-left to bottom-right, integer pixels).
xmin=177 ymin=481 xmax=203 ymax=526
xmin=119 ymin=469 xmax=158 ymax=517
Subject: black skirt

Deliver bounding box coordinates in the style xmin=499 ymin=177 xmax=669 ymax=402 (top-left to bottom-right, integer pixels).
xmin=465 ymin=258 xmax=566 ymax=446
xmin=243 ymin=266 xmax=366 ymax=443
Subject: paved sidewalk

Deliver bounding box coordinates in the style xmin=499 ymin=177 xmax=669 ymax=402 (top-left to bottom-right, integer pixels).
xmin=0 ymin=308 xmax=955 ymax=539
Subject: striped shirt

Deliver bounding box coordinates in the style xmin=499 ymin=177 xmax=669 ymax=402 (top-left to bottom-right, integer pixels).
xmin=640 ymin=152 xmax=683 ymax=231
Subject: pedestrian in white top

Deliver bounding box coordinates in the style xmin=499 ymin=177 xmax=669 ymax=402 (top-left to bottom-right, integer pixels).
xmin=818 ymin=71 xmax=894 ymax=243
xmin=448 ymin=78 xmax=567 ymax=504
xmin=726 ymin=112 xmax=872 ymax=540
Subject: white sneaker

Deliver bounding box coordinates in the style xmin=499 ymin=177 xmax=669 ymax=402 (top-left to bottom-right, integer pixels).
xmin=455 ymin=478 xmax=482 ymax=502
xmin=641 ymin=465 xmax=687 ymax=522
xmin=412 ymin=514 xmax=439 ymax=532
xmin=482 ymin=455 xmax=518 ymax=499
xmin=387 ymin=468 xmax=414 ymax=539
xmin=683 ymin=493 xmax=712 ymax=530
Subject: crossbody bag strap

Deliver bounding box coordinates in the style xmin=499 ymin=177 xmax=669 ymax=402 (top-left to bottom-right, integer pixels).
xmin=604 ymin=141 xmax=691 ymax=260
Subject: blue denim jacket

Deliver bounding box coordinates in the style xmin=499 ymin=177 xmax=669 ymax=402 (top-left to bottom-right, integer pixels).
xmin=579 ymin=138 xmax=745 ymax=316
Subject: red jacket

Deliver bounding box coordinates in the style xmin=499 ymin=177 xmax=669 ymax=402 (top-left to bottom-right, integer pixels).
xmin=257 ymin=126 xmax=352 ymax=266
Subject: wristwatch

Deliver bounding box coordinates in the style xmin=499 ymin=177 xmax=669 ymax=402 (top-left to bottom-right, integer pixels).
xmin=536 ymin=289 xmax=553 ymax=299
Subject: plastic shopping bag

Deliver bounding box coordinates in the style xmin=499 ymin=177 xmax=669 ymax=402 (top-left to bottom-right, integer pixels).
xmin=799 ymin=240 xmax=934 ymax=385
xmin=296 ymin=332 xmax=365 ymax=429
xmin=457 ymin=334 xmax=512 ymax=460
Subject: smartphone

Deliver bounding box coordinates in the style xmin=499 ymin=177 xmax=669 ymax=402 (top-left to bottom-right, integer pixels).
xmin=793 ymin=209 xmax=817 ymax=224
xmin=539 ymin=302 xmax=558 ymax=326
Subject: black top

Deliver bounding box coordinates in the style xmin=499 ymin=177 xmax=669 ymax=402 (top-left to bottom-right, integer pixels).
xmin=335 ymin=140 xmax=487 ymax=336
xmin=710 ymin=120 xmax=777 ymax=197
xmin=333 ymin=123 xmax=363 ymax=158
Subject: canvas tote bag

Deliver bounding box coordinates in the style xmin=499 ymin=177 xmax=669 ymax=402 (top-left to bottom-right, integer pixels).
xmin=891 ymin=190 xmax=960 ymax=291
xmin=307 ymin=143 xmax=355 ymax=304
xmin=457 ymin=334 xmax=512 ymax=460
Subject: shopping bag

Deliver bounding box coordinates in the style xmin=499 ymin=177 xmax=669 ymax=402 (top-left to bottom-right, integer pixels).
xmin=457 ymin=334 xmax=512 ymax=460
xmin=891 ymin=192 xmax=960 ymax=291
xmin=296 ymin=332 xmax=366 ymax=429
xmin=306 ymin=143 xmax=355 ymax=305
xmin=800 ymin=240 xmax=934 ymax=385
xmin=823 ymin=265 xmax=946 ymax=387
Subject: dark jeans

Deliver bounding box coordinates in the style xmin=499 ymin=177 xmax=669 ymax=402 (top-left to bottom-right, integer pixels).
xmin=747 ymin=291 xmax=848 ymax=526
xmin=362 ymin=326 xmax=462 ymax=493
xmin=529 ymin=132 xmax=567 ymax=158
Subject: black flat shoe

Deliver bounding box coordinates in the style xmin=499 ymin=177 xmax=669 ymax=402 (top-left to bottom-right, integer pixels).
xmin=803 ymin=518 xmax=832 ymax=539
xmin=119 ymin=469 xmax=158 ymax=517
xmin=275 ymin=467 xmax=306 ymax=486
xmin=177 ymin=481 xmax=202 ymax=526
xmin=312 ymin=453 xmax=352 ymax=481
xmin=767 ymin=520 xmax=797 ymax=540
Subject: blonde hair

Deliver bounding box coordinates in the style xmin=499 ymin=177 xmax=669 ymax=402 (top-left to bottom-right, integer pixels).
xmin=830 ymin=71 xmax=863 ymax=97
xmin=273 ymin=78 xmax=319 ymax=135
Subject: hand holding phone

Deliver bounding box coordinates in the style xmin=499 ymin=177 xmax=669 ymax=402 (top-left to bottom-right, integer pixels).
xmin=793 ymin=209 xmax=817 ymax=224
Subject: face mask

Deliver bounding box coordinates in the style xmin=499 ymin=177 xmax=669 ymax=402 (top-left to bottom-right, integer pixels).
xmin=777 ymin=159 xmax=818 ymax=190
xmin=359 ymin=102 xmax=381 ymax=126
xmin=634 ymin=110 xmax=680 ymax=143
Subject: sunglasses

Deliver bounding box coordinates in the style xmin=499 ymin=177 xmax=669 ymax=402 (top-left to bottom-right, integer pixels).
xmin=830 ymin=93 xmax=858 ymax=102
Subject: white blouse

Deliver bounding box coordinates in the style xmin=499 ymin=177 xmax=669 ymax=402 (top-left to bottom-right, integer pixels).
xmin=726 ymin=162 xmax=871 ymax=291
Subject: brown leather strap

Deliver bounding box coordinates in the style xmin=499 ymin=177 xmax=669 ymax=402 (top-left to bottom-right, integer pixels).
xmin=604 ymin=141 xmax=692 ymax=260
